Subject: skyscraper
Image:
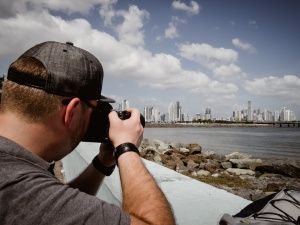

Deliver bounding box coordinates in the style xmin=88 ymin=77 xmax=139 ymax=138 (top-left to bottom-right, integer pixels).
xmin=176 ymin=101 xmax=181 ymax=122
xmin=121 ymin=99 xmax=129 ymax=111
xmin=205 ymin=107 xmax=211 ymax=120
xmin=247 ymin=101 xmax=252 ymax=121
xmin=168 ymin=102 xmax=175 ymax=122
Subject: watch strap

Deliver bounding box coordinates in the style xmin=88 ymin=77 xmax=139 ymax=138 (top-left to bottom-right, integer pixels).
xmin=92 ymin=155 xmax=115 ymax=176
xmin=114 ymin=143 xmax=140 ymax=165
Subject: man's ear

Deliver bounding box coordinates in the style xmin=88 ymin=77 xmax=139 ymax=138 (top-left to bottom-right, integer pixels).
xmin=64 ymin=98 xmax=81 ymax=129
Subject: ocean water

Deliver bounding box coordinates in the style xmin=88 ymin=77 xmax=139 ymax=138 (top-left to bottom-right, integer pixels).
xmin=143 ymin=127 xmax=300 ymax=160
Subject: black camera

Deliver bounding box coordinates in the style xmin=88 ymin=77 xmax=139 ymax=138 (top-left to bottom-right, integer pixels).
xmin=82 ymin=101 xmax=145 ymax=143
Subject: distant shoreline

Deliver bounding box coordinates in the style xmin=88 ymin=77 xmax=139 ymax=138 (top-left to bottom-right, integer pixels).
xmin=145 ymin=123 xmax=274 ymax=128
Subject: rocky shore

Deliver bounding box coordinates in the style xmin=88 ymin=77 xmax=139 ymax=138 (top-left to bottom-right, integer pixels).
xmin=139 ymin=139 xmax=300 ymax=201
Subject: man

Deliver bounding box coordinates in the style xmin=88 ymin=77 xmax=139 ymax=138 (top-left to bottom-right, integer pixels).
xmin=0 ymin=41 xmax=176 ymax=225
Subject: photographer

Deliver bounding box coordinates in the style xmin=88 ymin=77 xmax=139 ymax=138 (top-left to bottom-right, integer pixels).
xmin=0 ymin=41 xmax=176 ymax=225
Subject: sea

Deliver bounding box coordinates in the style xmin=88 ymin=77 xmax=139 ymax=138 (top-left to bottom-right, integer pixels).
xmin=143 ymin=126 xmax=300 ymax=160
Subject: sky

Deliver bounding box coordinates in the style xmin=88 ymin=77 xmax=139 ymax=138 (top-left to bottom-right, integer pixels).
xmin=0 ymin=0 xmax=300 ymax=119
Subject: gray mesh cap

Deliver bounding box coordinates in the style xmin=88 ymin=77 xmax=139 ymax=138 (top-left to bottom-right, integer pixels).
xmin=7 ymin=41 xmax=115 ymax=103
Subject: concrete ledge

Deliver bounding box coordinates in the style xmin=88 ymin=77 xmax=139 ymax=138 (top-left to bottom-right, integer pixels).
xmin=62 ymin=142 xmax=251 ymax=225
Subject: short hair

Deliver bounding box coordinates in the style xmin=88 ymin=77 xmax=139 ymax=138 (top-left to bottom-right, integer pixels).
xmin=0 ymin=58 xmax=65 ymax=123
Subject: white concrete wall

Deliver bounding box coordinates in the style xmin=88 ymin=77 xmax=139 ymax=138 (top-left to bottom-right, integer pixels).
xmin=62 ymin=142 xmax=251 ymax=225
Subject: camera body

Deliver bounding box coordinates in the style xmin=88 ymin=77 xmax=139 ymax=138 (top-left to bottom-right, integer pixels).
xmin=82 ymin=102 xmax=145 ymax=143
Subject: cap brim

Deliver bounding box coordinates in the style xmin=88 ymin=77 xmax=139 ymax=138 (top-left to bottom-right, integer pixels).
xmin=99 ymin=95 xmax=115 ymax=103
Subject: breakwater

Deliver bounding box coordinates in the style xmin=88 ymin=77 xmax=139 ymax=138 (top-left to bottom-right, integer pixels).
xmin=140 ymin=139 xmax=300 ymax=200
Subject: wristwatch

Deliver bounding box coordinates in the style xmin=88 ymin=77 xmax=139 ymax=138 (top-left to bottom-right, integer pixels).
xmin=114 ymin=143 xmax=140 ymax=166
xmin=92 ymin=155 xmax=115 ymax=176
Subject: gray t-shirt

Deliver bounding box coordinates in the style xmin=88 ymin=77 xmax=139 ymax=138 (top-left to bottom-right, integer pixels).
xmin=0 ymin=136 xmax=130 ymax=225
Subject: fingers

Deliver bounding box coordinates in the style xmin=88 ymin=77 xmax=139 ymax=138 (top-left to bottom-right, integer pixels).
xmin=108 ymin=108 xmax=144 ymax=148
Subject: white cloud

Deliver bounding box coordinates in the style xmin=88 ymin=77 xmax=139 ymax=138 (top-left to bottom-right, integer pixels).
xmin=165 ymin=22 xmax=179 ymax=39
xmin=232 ymin=38 xmax=256 ymax=53
xmin=115 ymin=5 xmax=149 ymax=47
xmin=0 ymin=0 xmax=113 ymax=17
xmin=98 ymin=0 xmax=118 ymax=26
xmin=213 ymin=64 xmax=247 ymax=81
xmin=177 ymin=43 xmax=246 ymax=80
xmin=172 ymin=0 xmax=200 ymax=16
xmin=177 ymin=43 xmax=238 ymax=65
xmin=164 ymin=16 xmax=185 ymax=40
xmin=243 ymin=75 xmax=300 ymax=105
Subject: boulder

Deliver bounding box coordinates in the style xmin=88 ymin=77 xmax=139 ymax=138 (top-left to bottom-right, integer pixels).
xmin=230 ymin=158 xmax=262 ymax=169
xmin=159 ymin=154 xmax=170 ymax=164
xmin=153 ymin=155 xmax=162 ymax=165
xmin=176 ymin=166 xmax=189 ymax=174
xmin=150 ymin=139 xmax=165 ymax=147
xmin=140 ymin=139 xmax=150 ymax=149
xmin=187 ymin=160 xmax=199 ymax=170
xmin=255 ymin=159 xmax=300 ymax=178
xmin=185 ymin=143 xmax=202 ymax=154
xmin=197 ymin=170 xmax=211 ymax=177
xmin=225 ymin=152 xmax=252 ymax=160
xmin=203 ymin=150 xmax=215 ymax=156
xmin=226 ymin=168 xmax=255 ymax=176
xmin=179 ymin=147 xmax=190 ymax=154
xmin=165 ymin=160 xmax=176 ymax=170
xmin=221 ymin=161 xmax=232 ymax=169
xmin=173 ymin=155 xmax=184 ymax=168
xmin=204 ymin=162 xmax=218 ymax=172
xmin=169 ymin=141 xmax=183 ymax=150
xmin=157 ymin=144 xmax=170 ymax=153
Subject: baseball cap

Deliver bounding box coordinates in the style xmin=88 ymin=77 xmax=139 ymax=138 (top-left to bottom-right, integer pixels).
xmin=7 ymin=41 xmax=115 ymax=103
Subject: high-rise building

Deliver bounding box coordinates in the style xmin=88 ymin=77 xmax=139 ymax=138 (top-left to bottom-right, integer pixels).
xmin=168 ymin=102 xmax=175 ymax=122
xmin=176 ymin=101 xmax=181 ymax=122
xmin=121 ymin=99 xmax=129 ymax=111
xmin=205 ymin=107 xmax=211 ymax=120
xmin=247 ymin=101 xmax=252 ymax=121
xmin=152 ymin=108 xmax=161 ymax=122
xmin=274 ymin=111 xmax=280 ymax=121
xmin=280 ymin=107 xmax=296 ymax=121
xmin=168 ymin=101 xmax=181 ymax=122
xmin=143 ymin=106 xmax=153 ymax=122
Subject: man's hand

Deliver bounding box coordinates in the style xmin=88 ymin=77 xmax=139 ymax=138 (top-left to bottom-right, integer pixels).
xmin=108 ymin=108 xmax=144 ymax=148
xmin=98 ymin=143 xmax=115 ymax=167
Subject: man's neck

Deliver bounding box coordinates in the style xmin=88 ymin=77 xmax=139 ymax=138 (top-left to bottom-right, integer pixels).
xmin=0 ymin=113 xmax=68 ymax=162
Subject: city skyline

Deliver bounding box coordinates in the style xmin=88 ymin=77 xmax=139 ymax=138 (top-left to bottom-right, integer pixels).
xmin=139 ymin=99 xmax=297 ymax=122
xmin=0 ymin=1 xmax=299 ymax=119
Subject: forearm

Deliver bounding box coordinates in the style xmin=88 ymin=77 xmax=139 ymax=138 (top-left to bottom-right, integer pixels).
xmin=67 ymin=143 xmax=115 ymax=195
xmin=118 ymin=152 xmax=176 ymax=225
xmin=67 ymin=162 xmax=105 ymax=195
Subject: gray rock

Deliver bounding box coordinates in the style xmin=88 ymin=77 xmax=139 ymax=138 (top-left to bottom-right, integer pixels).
xmin=191 ymin=171 xmax=198 ymax=177
xmin=226 ymin=168 xmax=255 ymax=176
xmin=157 ymin=144 xmax=170 ymax=153
xmin=230 ymin=158 xmax=262 ymax=169
xmin=153 ymin=155 xmax=162 ymax=164
xmin=177 ymin=166 xmax=189 ymax=174
xmin=197 ymin=170 xmax=211 ymax=177
xmin=203 ymin=150 xmax=215 ymax=156
xmin=150 ymin=139 xmax=166 ymax=149
xmin=169 ymin=141 xmax=183 ymax=150
xmin=221 ymin=161 xmax=232 ymax=169
xmin=185 ymin=143 xmax=202 ymax=154
xmin=179 ymin=147 xmax=190 ymax=154
xmin=187 ymin=160 xmax=199 ymax=170
xmin=225 ymin=152 xmax=252 ymax=160
xmin=256 ymin=159 xmax=300 ymax=178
